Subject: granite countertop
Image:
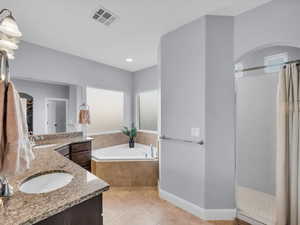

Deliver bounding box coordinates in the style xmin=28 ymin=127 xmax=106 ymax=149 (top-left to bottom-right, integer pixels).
xmin=0 ymin=137 xmax=109 ymax=225
xmin=34 ymin=136 xmax=94 ymax=148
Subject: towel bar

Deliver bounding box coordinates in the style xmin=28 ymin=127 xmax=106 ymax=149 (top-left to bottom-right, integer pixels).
xmin=159 ymin=135 xmax=204 ymax=145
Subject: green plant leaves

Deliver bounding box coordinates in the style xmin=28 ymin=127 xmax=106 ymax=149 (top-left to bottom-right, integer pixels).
xmin=122 ymin=126 xmax=137 ymax=138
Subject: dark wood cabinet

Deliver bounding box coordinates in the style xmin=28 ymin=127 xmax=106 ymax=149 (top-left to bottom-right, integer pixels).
xmin=70 ymin=141 xmax=92 ymax=171
xmin=35 ymin=194 xmax=102 ymax=225
xmin=71 ymin=141 xmax=91 ymax=153
xmin=55 ymin=140 xmax=92 ymax=171
xmin=56 ymin=145 xmax=70 ymax=159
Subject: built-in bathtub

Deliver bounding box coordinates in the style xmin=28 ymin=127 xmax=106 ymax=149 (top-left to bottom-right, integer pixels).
xmin=91 ymin=144 xmax=159 ymax=186
xmin=92 ymin=143 xmax=157 ymax=161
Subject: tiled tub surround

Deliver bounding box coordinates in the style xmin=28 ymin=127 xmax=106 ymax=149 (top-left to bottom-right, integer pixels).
xmin=135 ymin=131 xmax=158 ymax=147
xmin=92 ymin=143 xmax=158 ymax=160
xmin=92 ymin=160 xmax=158 ymax=186
xmin=0 ymin=137 xmax=109 ymax=225
xmin=90 ymin=131 xmax=158 ymax=150
xmin=90 ymin=132 xmax=129 ymax=149
xmin=92 ymin=144 xmax=159 ymax=186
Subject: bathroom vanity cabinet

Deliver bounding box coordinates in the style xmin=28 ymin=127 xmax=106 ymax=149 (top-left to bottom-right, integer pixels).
xmin=35 ymin=194 xmax=103 ymax=225
xmin=1 ymin=142 xmax=109 ymax=225
xmin=70 ymin=141 xmax=92 ymax=171
xmin=56 ymin=145 xmax=70 ymax=159
xmin=55 ymin=140 xmax=92 ymax=171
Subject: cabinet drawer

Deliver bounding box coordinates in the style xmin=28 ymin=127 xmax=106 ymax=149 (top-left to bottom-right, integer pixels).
xmin=71 ymin=151 xmax=91 ymax=165
xmin=71 ymin=141 xmax=91 ymax=153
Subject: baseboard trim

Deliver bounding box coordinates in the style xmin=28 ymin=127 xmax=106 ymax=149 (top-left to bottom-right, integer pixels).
xmin=205 ymin=209 xmax=236 ymax=220
xmin=159 ymin=188 xmax=205 ymax=218
xmin=159 ymin=188 xmax=236 ymax=221
xmin=237 ymin=213 xmax=265 ymax=225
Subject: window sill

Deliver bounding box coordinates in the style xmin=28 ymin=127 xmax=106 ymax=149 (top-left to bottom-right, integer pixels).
xmin=138 ymin=130 xmax=158 ymax=134
xmin=87 ymin=130 xmax=122 ymax=136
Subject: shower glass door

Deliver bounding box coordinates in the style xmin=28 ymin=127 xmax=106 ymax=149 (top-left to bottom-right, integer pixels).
xmin=235 ymin=69 xmax=277 ymax=225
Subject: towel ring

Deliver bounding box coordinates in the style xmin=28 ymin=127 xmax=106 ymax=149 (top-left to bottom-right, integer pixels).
xmin=80 ymin=103 xmax=89 ymax=110
xmin=0 ymin=51 xmax=10 ymax=85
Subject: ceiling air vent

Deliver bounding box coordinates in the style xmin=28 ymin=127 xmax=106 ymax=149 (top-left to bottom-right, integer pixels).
xmin=92 ymin=6 xmax=118 ymax=26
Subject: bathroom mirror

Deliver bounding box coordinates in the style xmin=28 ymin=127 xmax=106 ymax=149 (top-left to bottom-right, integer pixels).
xmin=13 ymin=78 xmax=83 ymax=135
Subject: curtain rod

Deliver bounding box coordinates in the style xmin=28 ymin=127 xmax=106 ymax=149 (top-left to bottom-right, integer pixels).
xmin=235 ymin=59 xmax=300 ymax=73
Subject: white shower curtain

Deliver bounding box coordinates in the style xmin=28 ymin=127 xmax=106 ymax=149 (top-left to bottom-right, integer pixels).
xmin=276 ymin=63 xmax=300 ymax=225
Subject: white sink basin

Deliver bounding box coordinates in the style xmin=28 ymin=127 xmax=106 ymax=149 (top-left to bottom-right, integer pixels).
xmin=33 ymin=144 xmax=58 ymax=149
xmin=20 ymin=171 xmax=73 ymax=194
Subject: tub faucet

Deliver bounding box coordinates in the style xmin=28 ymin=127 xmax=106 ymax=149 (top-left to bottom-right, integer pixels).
xmin=150 ymin=144 xmax=155 ymax=158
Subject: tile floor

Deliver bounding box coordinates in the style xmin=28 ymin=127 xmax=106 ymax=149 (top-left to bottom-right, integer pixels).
xmin=103 ymin=187 xmax=234 ymax=225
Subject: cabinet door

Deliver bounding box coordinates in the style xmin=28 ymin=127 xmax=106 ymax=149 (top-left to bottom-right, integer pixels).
xmin=35 ymin=195 xmax=102 ymax=225
xmin=71 ymin=141 xmax=91 ymax=153
xmin=71 ymin=151 xmax=91 ymax=166
xmin=56 ymin=145 xmax=70 ymax=158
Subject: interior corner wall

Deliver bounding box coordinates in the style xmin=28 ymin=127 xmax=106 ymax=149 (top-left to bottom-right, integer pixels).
xmin=11 ymin=41 xmax=134 ymax=127
xmin=234 ymin=0 xmax=300 ymax=60
xmin=204 ymin=16 xmax=235 ymax=209
xmin=159 ymin=17 xmax=206 ymax=209
xmin=69 ymin=85 xmax=83 ymax=132
xmin=132 ymin=66 xmax=159 ymax=127
xmin=159 ymin=15 xmax=235 ymax=215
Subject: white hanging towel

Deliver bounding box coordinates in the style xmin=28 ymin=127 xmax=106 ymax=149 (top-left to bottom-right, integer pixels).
xmin=0 ymin=80 xmax=5 ymax=171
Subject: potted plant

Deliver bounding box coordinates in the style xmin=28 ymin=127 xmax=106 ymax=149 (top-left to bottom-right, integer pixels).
xmin=122 ymin=124 xmax=137 ymax=148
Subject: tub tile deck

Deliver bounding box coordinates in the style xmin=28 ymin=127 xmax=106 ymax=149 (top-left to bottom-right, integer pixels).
xmin=92 ymin=160 xmax=159 ymax=186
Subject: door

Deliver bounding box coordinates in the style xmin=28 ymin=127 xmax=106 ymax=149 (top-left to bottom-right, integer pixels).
xmin=47 ymin=101 xmax=57 ymax=133
xmin=46 ymin=99 xmax=67 ymax=134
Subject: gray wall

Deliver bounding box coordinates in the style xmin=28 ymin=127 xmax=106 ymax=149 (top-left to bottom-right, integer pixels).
xmin=133 ymin=66 xmax=159 ymax=93
xmin=160 ymin=15 xmax=235 ymax=210
xmin=238 ymin=46 xmax=300 ymax=71
xmin=12 ymin=78 xmax=69 ymax=134
xmin=204 ymin=16 xmax=235 ymax=209
xmin=137 ymin=0 xmax=300 ymax=212
xmin=160 ymin=17 xmax=206 ymax=208
xmin=11 ymin=41 xmax=133 ymax=127
xmin=235 ymin=0 xmax=300 ymax=60
xmin=68 ymin=85 xmax=83 ymax=132
xmin=132 ymin=66 xmax=159 ymax=128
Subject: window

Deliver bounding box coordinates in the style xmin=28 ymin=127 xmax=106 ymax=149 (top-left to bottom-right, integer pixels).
xmin=264 ymin=53 xmax=288 ymax=73
xmin=137 ymin=90 xmax=158 ymax=131
xmin=87 ymin=87 xmax=124 ymax=134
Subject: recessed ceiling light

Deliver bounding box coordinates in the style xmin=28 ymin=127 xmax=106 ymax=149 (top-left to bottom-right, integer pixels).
xmin=126 ymin=58 xmax=133 ymax=62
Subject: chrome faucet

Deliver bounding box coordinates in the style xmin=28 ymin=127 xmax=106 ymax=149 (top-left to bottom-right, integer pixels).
xmin=0 ymin=177 xmax=13 ymax=197
xmin=29 ymin=136 xmax=35 ymax=146
xmin=150 ymin=144 xmax=155 ymax=158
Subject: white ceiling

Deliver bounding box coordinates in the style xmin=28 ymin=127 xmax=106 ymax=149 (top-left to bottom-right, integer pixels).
xmin=2 ymin=0 xmax=272 ymax=72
